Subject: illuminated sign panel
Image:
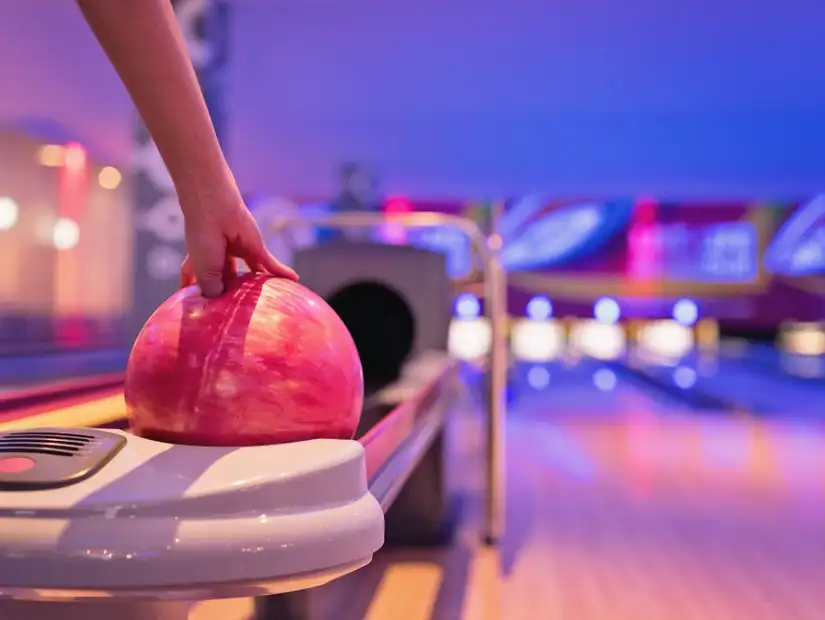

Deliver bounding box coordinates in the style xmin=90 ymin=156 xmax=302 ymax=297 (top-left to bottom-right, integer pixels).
xmin=659 ymin=222 xmax=759 ymax=282
xmin=498 ymin=200 xmax=634 ymax=271
xmin=408 ymin=225 xmax=473 ymax=278
xmin=764 ymin=196 xmax=825 ymax=276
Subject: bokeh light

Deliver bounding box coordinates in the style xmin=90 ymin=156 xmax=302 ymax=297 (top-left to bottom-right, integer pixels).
xmin=672 ymin=298 xmax=699 ymax=326
xmin=594 ymin=297 xmax=621 ymax=324
xmin=593 ymin=368 xmax=617 ymax=391
xmin=63 ymin=143 xmax=87 ymax=171
xmin=37 ymin=144 xmax=64 ymax=167
xmin=673 ymin=366 xmax=698 ymax=389
xmin=52 ymin=218 xmax=80 ymax=250
xmin=98 ymin=166 xmax=122 ymax=190
xmin=455 ymin=293 xmax=481 ymax=319
xmin=526 ymin=296 xmax=553 ymax=321
xmin=0 ymin=197 xmax=19 ymax=231
xmin=527 ymin=365 xmax=551 ymax=389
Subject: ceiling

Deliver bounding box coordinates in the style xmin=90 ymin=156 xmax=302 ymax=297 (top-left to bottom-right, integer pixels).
xmin=2 ymin=0 xmax=825 ymax=198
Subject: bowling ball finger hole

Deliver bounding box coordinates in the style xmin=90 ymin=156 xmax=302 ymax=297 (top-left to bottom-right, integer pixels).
xmin=327 ymin=281 xmax=415 ymax=393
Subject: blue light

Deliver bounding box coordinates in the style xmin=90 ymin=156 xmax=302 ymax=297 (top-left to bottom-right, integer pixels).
xmin=526 ymin=296 xmax=553 ymax=321
xmin=593 ymin=297 xmax=621 ymax=325
xmin=672 ymin=298 xmax=699 ymax=326
xmin=455 ymin=293 xmax=481 ymax=319
xmin=593 ymin=368 xmax=617 ymax=391
xmin=527 ymin=366 xmax=551 ymax=389
xmin=673 ymin=366 xmax=697 ymax=389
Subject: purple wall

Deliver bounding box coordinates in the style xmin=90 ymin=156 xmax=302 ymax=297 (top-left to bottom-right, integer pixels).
xmin=2 ymin=0 xmax=825 ymax=198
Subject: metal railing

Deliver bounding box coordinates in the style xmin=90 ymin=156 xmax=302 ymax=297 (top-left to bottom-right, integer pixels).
xmin=269 ymin=211 xmax=507 ymax=544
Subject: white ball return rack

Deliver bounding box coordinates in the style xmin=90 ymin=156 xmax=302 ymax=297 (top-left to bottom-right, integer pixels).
xmin=0 ymin=429 xmax=382 ymax=620
xmin=0 ymin=356 xmax=462 ymax=620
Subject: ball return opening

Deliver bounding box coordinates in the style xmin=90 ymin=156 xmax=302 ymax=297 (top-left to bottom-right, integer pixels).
xmin=327 ymin=281 xmax=416 ymax=392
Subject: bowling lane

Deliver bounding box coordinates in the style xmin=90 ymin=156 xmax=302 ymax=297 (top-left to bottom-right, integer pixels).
xmin=603 ymin=319 xmax=825 ymax=416
xmin=636 ymin=346 xmax=825 ymax=417
xmin=487 ymin=379 xmax=825 ymax=620
xmin=722 ymin=339 xmax=825 ymax=382
xmin=508 ymin=357 xmax=698 ymax=417
xmin=507 ymin=317 xmax=743 ymax=415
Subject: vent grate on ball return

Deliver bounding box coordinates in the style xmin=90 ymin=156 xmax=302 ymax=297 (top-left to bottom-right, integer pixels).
xmin=0 ymin=430 xmax=96 ymax=457
xmin=0 ymin=428 xmax=127 ymax=491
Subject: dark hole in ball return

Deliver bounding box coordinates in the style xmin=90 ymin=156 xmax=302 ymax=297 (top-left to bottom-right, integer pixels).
xmin=327 ymin=281 xmax=416 ymax=396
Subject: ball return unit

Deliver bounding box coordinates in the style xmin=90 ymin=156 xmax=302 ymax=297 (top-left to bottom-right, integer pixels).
xmin=0 ymin=357 xmax=460 ymax=620
xmin=0 ymin=212 xmax=508 ymax=620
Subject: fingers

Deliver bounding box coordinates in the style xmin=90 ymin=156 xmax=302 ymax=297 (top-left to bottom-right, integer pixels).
xmin=230 ymin=210 xmax=299 ymax=282
xmin=180 ymin=254 xmax=239 ymax=295
xmin=189 ymin=232 xmax=228 ymax=299
xmin=182 ymin=214 xmax=297 ymax=299
xmin=235 ymin=239 xmax=299 ymax=281
xmin=258 ymin=250 xmax=299 ymax=281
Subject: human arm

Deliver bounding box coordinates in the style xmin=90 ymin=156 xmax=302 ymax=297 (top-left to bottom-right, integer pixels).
xmin=76 ymin=0 xmax=297 ymax=295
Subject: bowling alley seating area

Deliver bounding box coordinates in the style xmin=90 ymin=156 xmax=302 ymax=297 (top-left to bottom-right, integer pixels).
xmin=4 ymin=1 xmax=825 ymax=619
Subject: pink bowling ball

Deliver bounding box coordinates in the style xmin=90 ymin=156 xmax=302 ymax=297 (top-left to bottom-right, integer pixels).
xmin=125 ymin=273 xmax=363 ymax=446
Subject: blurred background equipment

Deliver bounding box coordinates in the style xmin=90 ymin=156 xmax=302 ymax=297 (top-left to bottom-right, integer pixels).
xmin=0 ymin=127 xmax=131 ymax=358
xmin=316 ymin=162 xmax=383 ymax=244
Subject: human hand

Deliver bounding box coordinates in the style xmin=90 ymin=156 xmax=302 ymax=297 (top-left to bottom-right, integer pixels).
xmin=178 ymin=186 xmax=298 ymax=298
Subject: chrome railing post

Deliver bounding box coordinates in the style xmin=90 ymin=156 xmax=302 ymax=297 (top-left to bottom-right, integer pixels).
xmin=483 ymin=233 xmax=507 ymax=545
xmin=269 ymin=212 xmax=507 ymax=544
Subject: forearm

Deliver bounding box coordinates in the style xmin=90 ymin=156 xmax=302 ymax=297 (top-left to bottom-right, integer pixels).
xmin=76 ymin=0 xmax=230 ymax=208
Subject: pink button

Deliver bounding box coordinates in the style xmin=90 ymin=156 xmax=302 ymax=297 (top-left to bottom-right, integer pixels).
xmin=0 ymin=457 xmax=35 ymax=473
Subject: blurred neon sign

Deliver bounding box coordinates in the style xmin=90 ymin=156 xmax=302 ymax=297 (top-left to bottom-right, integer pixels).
xmin=764 ymin=196 xmax=825 ymax=276
xmin=403 ymin=200 xmax=633 ymax=277
xmin=408 ymin=225 xmax=473 ymax=278
xmin=498 ymin=200 xmax=634 ymax=271
xmin=658 ymin=222 xmax=759 ymax=282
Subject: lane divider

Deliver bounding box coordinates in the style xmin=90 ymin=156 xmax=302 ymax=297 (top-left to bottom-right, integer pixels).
xmin=0 ymin=373 xmax=125 ymax=411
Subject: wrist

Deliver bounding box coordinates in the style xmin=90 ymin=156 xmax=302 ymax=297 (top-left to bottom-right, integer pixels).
xmin=173 ymin=158 xmax=238 ymax=219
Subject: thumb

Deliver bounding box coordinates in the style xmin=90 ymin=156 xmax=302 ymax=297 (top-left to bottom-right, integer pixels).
xmin=190 ymin=234 xmax=228 ymax=298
